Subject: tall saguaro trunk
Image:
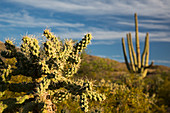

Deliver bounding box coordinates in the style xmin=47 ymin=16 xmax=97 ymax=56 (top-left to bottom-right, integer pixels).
xmin=135 ymin=13 xmax=141 ymax=71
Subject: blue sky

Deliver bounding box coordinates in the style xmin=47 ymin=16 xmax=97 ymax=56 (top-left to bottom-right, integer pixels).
xmin=0 ymin=0 xmax=170 ymax=66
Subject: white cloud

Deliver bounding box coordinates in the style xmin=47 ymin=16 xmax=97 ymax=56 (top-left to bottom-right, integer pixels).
xmin=95 ymin=55 xmax=108 ymax=58
xmin=44 ymin=26 xmax=170 ymax=42
xmin=56 ymin=27 xmax=170 ymax=42
xmin=7 ymin=0 xmax=170 ymax=18
xmin=92 ymin=41 xmax=115 ymax=45
xmin=0 ymin=10 xmax=84 ymax=28
xmin=113 ymin=59 xmax=124 ymax=62
xmin=0 ymin=9 xmax=170 ymax=42
xmin=117 ymin=21 xmax=169 ymax=30
xmin=56 ymin=30 xmax=126 ymax=40
xmin=112 ymin=55 xmax=122 ymax=58
xmin=153 ymin=60 xmax=170 ymax=64
xmin=150 ymin=37 xmax=170 ymax=42
xmin=94 ymin=55 xmax=124 ymax=62
xmin=55 ymin=27 xmax=136 ymax=40
xmin=140 ymin=19 xmax=170 ymax=24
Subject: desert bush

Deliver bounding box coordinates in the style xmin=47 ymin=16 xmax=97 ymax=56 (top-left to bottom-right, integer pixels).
xmin=158 ymin=77 xmax=170 ymax=106
xmin=77 ymin=56 xmax=116 ymax=81
xmin=97 ymin=78 xmax=166 ymax=113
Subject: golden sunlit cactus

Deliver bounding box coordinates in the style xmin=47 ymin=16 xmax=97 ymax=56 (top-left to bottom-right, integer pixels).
xmin=0 ymin=29 xmax=105 ymax=112
xmin=121 ymin=13 xmax=153 ymax=79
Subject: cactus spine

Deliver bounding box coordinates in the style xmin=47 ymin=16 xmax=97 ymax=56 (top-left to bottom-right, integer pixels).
xmin=121 ymin=13 xmax=153 ymax=79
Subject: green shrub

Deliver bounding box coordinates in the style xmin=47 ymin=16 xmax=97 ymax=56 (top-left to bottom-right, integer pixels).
xmin=157 ymin=75 xmax=170 ymax=106
xmin=98 ymin=79 xmax=166 ymax=113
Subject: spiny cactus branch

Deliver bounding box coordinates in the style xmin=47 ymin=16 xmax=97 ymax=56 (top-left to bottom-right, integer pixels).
xmin=0 ymin=29 xmax=105 ymax=113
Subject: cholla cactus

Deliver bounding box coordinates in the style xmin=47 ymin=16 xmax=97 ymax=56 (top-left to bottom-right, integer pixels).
xmin=80 ymin=93 xmax=89 ymax=112
xmin=52 ymin=90 xmax=71 ymax=104
xmin=0 ymin=29 xmax=105 ymax=112
xmin=0 ymin=102 xmax=7 ymax=113
xmin=1 ymin=40 xmax=17 ymax=58
xmin=0 ymin=58 xmax=4 ymax=67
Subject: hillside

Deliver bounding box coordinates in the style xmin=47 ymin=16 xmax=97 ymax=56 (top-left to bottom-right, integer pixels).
xmin=0 ymin=41 xmax=5 ymax=51
xmin=0 ymin=40 xmax=170 ymax=112
xmin=1 ymin=40 xmax=170 ymax=81
xmin=0 ymin=41 xmax=6 ymax=61
xmin=77 ymin=53 xmax=170 ymax=81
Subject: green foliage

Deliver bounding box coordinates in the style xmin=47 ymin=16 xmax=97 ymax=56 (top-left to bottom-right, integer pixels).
xmin=77 ymin=55 xmax=121 ymax=81
xmin=158 ymin=76 xmax=170 ymax=106
xmin=0 ymin=101 xmax=7 ymax=113
xmin=143 ymin=74 xmax=164 ymax=95
xmin=4 ymin=57 xmax=17 ymax=68
xmin=98 ymin=78 xmax=166 ymax=113
xmin=0 ymin=29 xmax=106 ymax=112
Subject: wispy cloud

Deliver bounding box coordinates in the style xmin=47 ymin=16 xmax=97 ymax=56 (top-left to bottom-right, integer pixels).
xmin=7 ymin=0 xmax=170 ymax=18
xmin=56 ymin=28 xmax=170 ymax=42
xmin=111 ymin=55 xmax=124 ymax=62
xmin=0 ymin=10 xmax=84 ymax=28
xmin=95 ymin=55 xmax=108 ymax=58
xmin=1 ymin=0 xmax=170 ymax=43
xmin=148 ymin=32 xmax=170 ymax=42
xmin=112 ymin=55 xmax=122 ymax=58
xmin=153 ymin=60 xmax=170 ymax=64
xmin=117 ymin=21 xmax=169 ymax=30
xmin=54 ymin=26 xmax=147 ymax=40
xmin=140 ymin=19 xmax=170 ymax=24
xmin=151 ymin=37 xmax=170 ymax=42
xmin=55 ymin=30 xmax=127 ymax=40
xmin=92 ymin=41 xmax=115 ymax=45
xmin=113 ymin=59 xmax=124 ymax=62
xmin=94 ymin=55 xmax=124 ymax=62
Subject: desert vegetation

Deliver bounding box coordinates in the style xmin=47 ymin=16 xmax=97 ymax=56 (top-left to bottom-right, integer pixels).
xmin=0 ymin=14 xmax=170 ymax=113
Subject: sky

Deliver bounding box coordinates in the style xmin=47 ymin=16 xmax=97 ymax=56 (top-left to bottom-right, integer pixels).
xmin=0 ymin=0 xmax=170 ymax=67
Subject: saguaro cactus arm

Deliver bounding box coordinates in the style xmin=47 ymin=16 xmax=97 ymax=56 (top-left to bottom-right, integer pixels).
xmin=129 ymin=33 xmax=138 ymax=71
xmin=145 ymin=33 xmax=150 ymax=67
xmin=122 ymin=38 xmax=130 ymax=71
xmin=127 ymin=33 xmax=135 ymax=72
xmin=141 ymin=33 xmax=149 ymax=69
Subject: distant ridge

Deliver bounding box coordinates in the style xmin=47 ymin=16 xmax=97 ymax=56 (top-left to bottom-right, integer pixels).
xmin=0 ymin=41 xmax=6 ymax=51
xmin=0 ymin=41 xmax=170 ymax=80
xmin=0 ymin=41 xmax=6 ymax=61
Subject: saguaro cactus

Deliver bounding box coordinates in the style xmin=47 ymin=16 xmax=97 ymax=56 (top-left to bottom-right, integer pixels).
xmin=121 ymin=13 xmax=153 ymax=79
